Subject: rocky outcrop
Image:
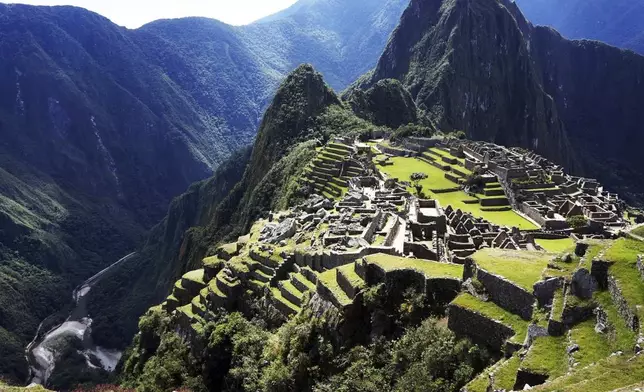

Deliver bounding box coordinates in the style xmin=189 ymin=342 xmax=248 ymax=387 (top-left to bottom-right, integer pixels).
xmin=361 ymin=0 xmax=644 ymax=201
xmin=364 ymin=0 xmax=575 ymax=170
xmin=344 ymin=79 xmax=418 ymax=128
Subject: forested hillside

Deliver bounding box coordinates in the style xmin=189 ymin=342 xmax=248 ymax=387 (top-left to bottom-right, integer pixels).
xmin=0 ymin=0 xmax=408 ymax=384
xmin=515 ymin=0 xmax=644 ymax=54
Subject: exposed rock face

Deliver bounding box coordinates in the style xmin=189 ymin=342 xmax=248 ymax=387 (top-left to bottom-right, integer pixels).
xmin=361 ymin=0 xmax=644 ymax=201
xmin=344 ymin=79 xmax=418 ymax=128
xmin=364 ymin=0 xmax=575 ymax=170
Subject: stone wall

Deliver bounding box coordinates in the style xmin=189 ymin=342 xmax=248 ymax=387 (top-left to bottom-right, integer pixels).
xmin=480 ymin=197 xmax=510 ymax=207
xmin=383 ymin=216 xmax=402 ymax=247
xmin=608 ymin=275 xmax=640 ymax=331
xmin=337 ymin=268 xmax=359 ymax=299
xmin=426 ymin=277 xmax=461 ymax=304
xmin=571 ymin=268 xmax=596 ymax=299
xmin=361 ymin=209 xmax=384 ymax=243
xmin=533 ymin=277 xmax=562 ymax=307
xmin=448 ymin=304 xmax=515 ymax=352
xmin=408 ymin=137 xmax=439 ymax=148
xmin=591 ymin=259 xmax=612 ymax=289
xmin=477 ymin=268 xmax=535 ymax=320
xmin=637 ymin=255 xmax=644 ymax=281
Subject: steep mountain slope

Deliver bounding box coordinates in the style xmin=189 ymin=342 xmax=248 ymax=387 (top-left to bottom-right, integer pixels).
xmin=88 ymin=65 xmax=369 ymax=353
xmin=0 ymin=0 xmax=409 ymax=384
xmin=357 ymin=0 xmax=644 ymax=202
xmin=514 ymin=0 xmax=644 ymax=55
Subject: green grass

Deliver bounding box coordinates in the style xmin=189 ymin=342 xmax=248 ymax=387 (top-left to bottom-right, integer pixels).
xmin=604 ymin=238 xmax=644 ymax=326
xmin=291 ymin=272 xmax=316 ymax=291
xmin=472 ymin=249 xmax=552 ymax=291
xmin=493 ymin=355 xmax=521 ymax=390
xmin=270 ymin=287 xmax=301 ymax=312
xmin=377 ymin=156 xmax=459 ymax=190
xmin=318 ymin=269 xmax=352 ymax=307
xmin=338 ymin=263 xmax=365 ymax=290
xmin=364 ymin=253 xmax=463 ymax=279
xmin=632 ymin=225 xmax=644 ymax=237
xmin=376 ymin=156 xmax=537 ymax=229
xmin=281 ymin=280 xmax=304 ymax=300
xmin=536 ymin=238 xmax=576 ymax=253
xmin=520 ymin=335 xmax=568 ymax=378
xmin=451 ymin=293 xmax=529 ymax=344
xmin=464 ymin=369 xmax=492 ymax=392
xmin=569 ymin=319 xmax=612 ymax=368
xmin=202 ymin=255 xmax=224 ymax=269
xmin=533 ymin=354 xmax=644 ymax=392
xmin=182 ymin=269 xmax=205 ymax=284
xmin=594 ymin=291 xmax=637 ymax=353
xmin=372 ymin=234 xmax=386 ymax=246
xmin=551 ymin=288 xmax=565 ymax=322
xmin=208 ymin=279 xmax=228 ymax=298
xmin=578 ymin=240 xmax=613 ymax=270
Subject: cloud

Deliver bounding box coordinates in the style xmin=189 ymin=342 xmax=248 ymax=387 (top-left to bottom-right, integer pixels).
xmin=2 ymin=0 xmax=300 ymax=27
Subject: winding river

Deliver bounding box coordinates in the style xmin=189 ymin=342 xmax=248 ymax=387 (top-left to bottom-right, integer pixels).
xmin=26 ymin=252 xmax=137 ymax=386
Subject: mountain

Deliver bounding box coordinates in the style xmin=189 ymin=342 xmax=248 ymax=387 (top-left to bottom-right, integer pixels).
xmin=514 ymin=0 xmax=644 ymax=55
xmin=353 ymin=0 xmax=644 ymax=202
xmin=0 ymin=0 xmax=409 ymax=384
xmin=86 ymin=65 xmax=372 ymax=356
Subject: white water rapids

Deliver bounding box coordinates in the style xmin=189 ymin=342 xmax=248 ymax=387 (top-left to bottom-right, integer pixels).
xmin=26 ymin=252 xmax=137 ymax=387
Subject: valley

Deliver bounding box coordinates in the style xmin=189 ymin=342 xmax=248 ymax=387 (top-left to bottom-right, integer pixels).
xmin=2 ymin=0 xmax=644 ymax=390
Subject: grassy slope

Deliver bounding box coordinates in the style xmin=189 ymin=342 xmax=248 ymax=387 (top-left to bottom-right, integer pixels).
xmin=604 ymin=238 xmax=644 ymax=323
xmin=535 ymin=238 xmax=576 ymax=253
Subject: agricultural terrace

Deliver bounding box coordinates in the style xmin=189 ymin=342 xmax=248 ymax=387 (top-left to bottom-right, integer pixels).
xmin=375 ymin=156 xmax=537 ymax=230
xmin=472 ymin=249 xmax=553 ymax=291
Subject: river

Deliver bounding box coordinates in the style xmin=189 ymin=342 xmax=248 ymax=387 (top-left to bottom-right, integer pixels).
xmin=25 ymin=252 xmax=137 ymax=387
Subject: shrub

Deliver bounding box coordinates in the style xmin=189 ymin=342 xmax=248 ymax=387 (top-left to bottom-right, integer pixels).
xmin=567 ymin=215 xmax=589 ymax=229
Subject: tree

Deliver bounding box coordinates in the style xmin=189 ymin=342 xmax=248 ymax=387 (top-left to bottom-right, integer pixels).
xmin=410 ymin=173 xmax=428 ymax=197
xmin=567 ymin=215 xmax=589 ymax=229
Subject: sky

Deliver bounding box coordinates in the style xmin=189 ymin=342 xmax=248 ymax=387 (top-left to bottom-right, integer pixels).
xmin=1 ymin=0 xmax=300 ymax=28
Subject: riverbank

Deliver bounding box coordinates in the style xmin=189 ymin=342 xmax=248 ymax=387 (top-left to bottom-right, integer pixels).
xmin=25 ymin=252 xmax=137 ymax=387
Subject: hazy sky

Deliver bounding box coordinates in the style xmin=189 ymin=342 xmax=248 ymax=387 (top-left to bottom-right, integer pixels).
xmin=2 ymin=0 xmax=300 ymax=28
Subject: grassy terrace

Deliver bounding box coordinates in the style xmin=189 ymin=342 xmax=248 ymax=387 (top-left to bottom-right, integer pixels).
xmin=452 ymin=293 xmax=528 ymax=344
xmin=520 ymin=335 xmax=568 ymax=378
xmin=594 ymin=291 xmax=637 ymax=352
xmin=376 ymin=156 xmax=537 ymax=229
xmin=465 ymin=354 xmax=521 ymax=392
xmin=493 ymin=355 xmax=521 ymax=390
xmin=318 ymin=269 xmax=353 ymax=307
xmin=533 ymin=354 xmax=644 ymax=392
xmin=183 ymin=269 xmax=205 ymax=283
xmin=632 ymin=225 xmax=644 ymax=237
xmin=270 ymin=287 xmax=300 ymax=312
xmin=604 ymin=238 xmax=644 ymax=325
xmin=364 ymin=253 xmax=463 ymax=279
xmin=338 ymin=263 xmax=365 ymax=290
xmin=578 ymin=239 xmax=613 ymax=270
xmin=472 ymin=249 xmax=552 ymax=291
xmin=569 ymin=319 xmax=612 ymax=368
xmin=535 ymin=237 xmax=576 ymax=253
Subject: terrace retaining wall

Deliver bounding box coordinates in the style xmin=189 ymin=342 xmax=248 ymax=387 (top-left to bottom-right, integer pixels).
xmin=448 ymin=304 xmax=515 ymax=352
xmin=477 ymin=268 xmax=535 ymax=320
xmin=608 ymin=275 xmax=640 ymax=331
